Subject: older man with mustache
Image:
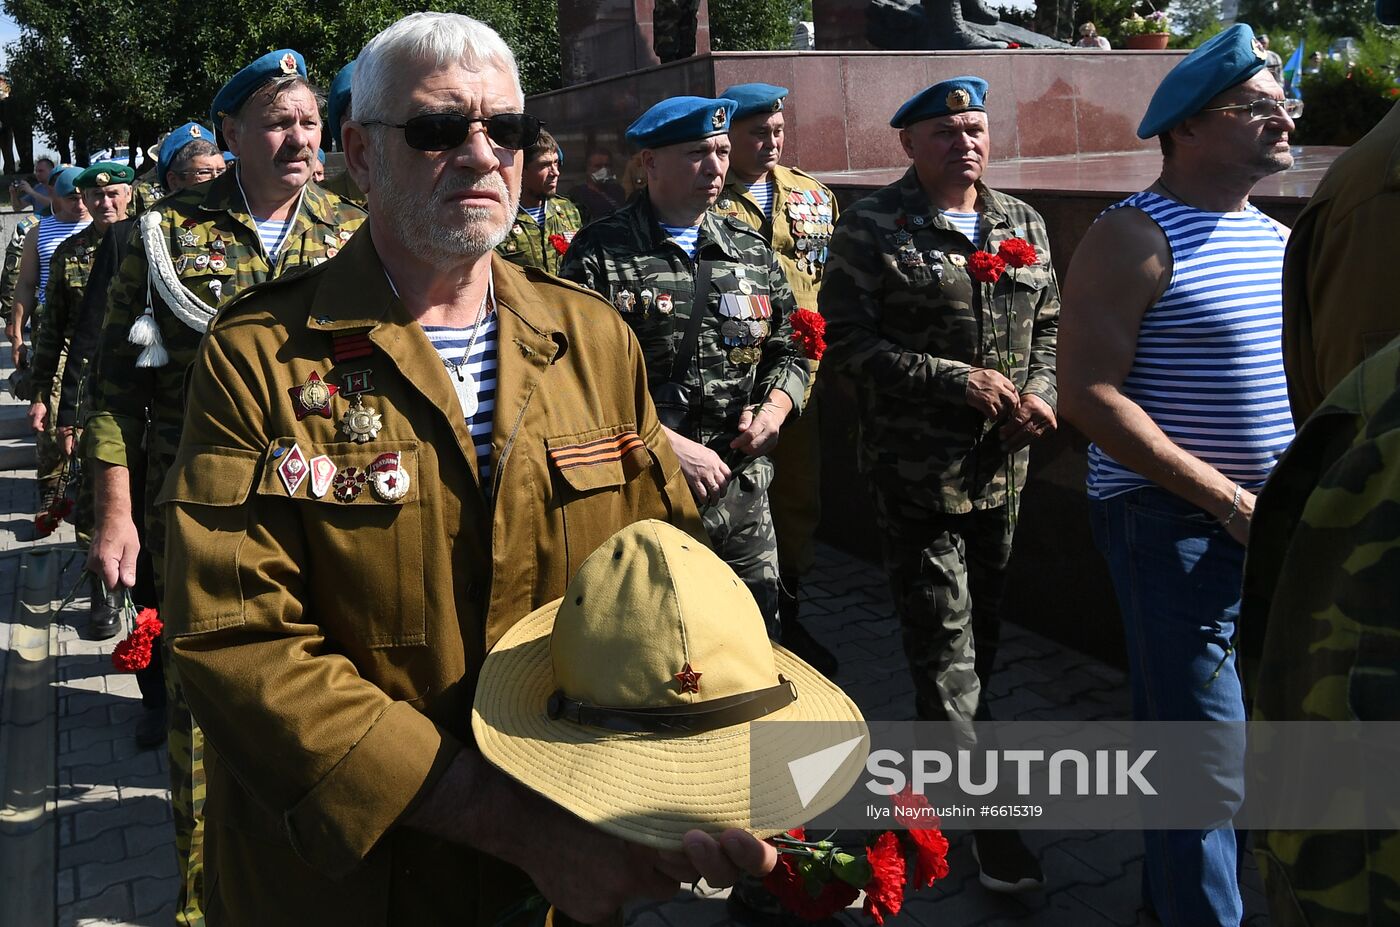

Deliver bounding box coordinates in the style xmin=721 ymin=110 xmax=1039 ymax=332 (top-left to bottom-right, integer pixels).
xmin=84 ymin=48 xmax=366 ymax=926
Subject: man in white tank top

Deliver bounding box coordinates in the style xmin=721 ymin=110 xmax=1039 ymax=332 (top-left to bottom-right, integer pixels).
xmin=1058 ymin=24 xmax=1298 ymax=927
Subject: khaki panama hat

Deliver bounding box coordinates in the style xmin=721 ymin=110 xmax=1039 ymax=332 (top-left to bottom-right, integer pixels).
xmin=472 ymin=519 xmax=868 ymax=849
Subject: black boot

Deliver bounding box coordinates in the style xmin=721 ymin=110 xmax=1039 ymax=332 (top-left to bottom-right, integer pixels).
xmin=778 ymin=575 xmax=839 ymax=679
xmin=960 ymin=0 xmax=1000 ymax=25
xmin=924 ymin=0 xmax=1006 ymax=49
xmin=972 ymin=830 xmax=1045 ymax=893
xmin=88 ymin=575 xmax=122 ymax=640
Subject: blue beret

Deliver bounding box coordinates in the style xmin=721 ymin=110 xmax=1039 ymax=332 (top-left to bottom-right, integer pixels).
xmin=222 ymin=151 xmax=236 ymax=162
xmin=51 ymin=168 xmax=78 ymax=198
xmin=316 ymin=149 xmax=326 ymax=163
xmin=890 ymin=76 xmax=989 ymax=128
xmin=1138 ymin=24 xmax=1269 ymax=138
xmin=328 ymin=60 xmax=355 ymax=148
xmin=626 ymin=96 xmax=737 ymax=149
xmin=75 ymin=162 xmax=135 ymax=190
xmin=721 ymin=83 xmax=789 ymax=122
xmin=211 ymin=49 xmax=307 ymax=144
xmin=158 ymin=122 xmax=216 ymax=188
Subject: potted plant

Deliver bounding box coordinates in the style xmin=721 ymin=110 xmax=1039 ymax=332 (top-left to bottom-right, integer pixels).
xmin=1121 ymin=9 xmax=1170 ymax=49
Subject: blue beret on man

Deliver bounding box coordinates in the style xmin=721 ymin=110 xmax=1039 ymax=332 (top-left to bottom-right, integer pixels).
xmin=50 ymin=168 xmax=79 ymax=199
xmin=626 ymin=96 xmax=738 ymax=149
xmin=721 ymin=83 xmax=789 ymax=122
xmin=328 ymin=60 xmax=355 ymax=149
xmin=74 ymin=161 xmax=135 ymax=190
xmin=210 ymin=48 xmax=307 ymax=145
xmin=890 ymin=76 xmax=989 ymax=128
xmin=1137 ymin=23 xmax=1269 ymax=138
xmin=157 ymin=122 xmax=216 ymax=188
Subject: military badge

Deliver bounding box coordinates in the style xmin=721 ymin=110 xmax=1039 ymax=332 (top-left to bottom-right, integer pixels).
xmin=194 ymin=254 xmax=210 ymax=270
xmin=711 ymin=107 xmax=726 ymax=129
xmin=189 ymin=125 xmax=202 ymax=139
xmin=288 ymin=371 xmax=339 ymax=421
xmin=948 ymin=253 xmax=967 ymax=267
xmin=717 ymin=197 xmax=732 ymax=209
xmin=326 ymin=247 xmax=339 ymax=259
xmin=674 ymin=661 xmax=702 ymax=694
xmin=341 ymin=394 xmax=383 ymax=443
xmin=341 ymin=369 xmax=374 ymax=395
xmin=613 ymin=288 xmax=637 ymax=313
xmin=210 ymin=237 xmax=225 ymax=253
xmin=178 ymin=230 xmax=198 ymax=248
xmin=339 ymin=230 xmax=352 ymax=241
xmin=367 ymin=452 xmax=410 ymax=502
xmin=308 ymin=454 xmax=337 ymax=498
xmin=772 ymin=98 xmax=784 ymax=113
xmin=276 ymin=443 xmax=309 ymax=495
xmin=911 ymin=215 xmax=926 ymax=227
xmin=280 ymin=52 xmax=298 ymax=74
xmin=331 ymin=467 xmax=367 ymax=502
xmin=721 ymin=319 xmax=746 ymax=346
xmin=639 ymin=288 xmax=654 ymax=312
xmin=655 ymin=293 xmax=673 ymax=314
xmin=208 ymin=255 xmax=227 ymax=273
xmin=208 ymin=280 xmax=223 ymax=301
xmin=946 ymin=88 xmax=971 ymax=112
xmin=738 ymin=278 xmax=754 ymax=295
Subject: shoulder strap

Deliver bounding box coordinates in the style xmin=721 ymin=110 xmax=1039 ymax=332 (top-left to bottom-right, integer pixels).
xmin=666 ymin=257 xmax=711 ymax=386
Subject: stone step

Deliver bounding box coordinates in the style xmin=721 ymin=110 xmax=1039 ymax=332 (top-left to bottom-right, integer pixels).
xmin=0 ymin=436 xmax=34 ymax=471
xmin=0 ymin=404 xmax=29 ymax=440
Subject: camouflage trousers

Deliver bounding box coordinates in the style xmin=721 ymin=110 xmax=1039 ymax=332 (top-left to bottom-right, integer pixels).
xmin=36 ymin=361 xmax=65 ymax=502
xmin=769 ymin=390 xmax=823 ymax=578
xmin=700 ymin=454 xmax=780 ymax=637
xmin=872 ymin=486 xmax=1014 ymax=744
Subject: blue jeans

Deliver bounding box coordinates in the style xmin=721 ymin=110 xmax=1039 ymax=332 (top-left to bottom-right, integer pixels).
xmin=1090 ymin=487 xmax=1245 ymax=927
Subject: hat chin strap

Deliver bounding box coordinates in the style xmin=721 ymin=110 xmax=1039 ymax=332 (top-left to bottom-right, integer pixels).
xmin=548 ymin=676 xmax=798 ymax=734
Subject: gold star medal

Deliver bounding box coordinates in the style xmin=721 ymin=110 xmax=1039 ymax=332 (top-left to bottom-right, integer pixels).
xmin=340 ymin=394 xmax=383 ymax=443
xmin=946 ymin=88 xmax=971 ymax=112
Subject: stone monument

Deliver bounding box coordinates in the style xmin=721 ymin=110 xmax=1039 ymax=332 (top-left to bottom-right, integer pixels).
xmin=558 ymin=0 xmax=712 ymax=85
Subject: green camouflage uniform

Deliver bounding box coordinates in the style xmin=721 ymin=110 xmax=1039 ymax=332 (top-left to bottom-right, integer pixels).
xmin=559 ymin=193 xmax=808 ymax=630
xmin=0 ymin=214 xmax=39 ymax=322
xmin=1242 ymin=336 xmax=1400 ymax=927
xmin=715 ymin=164 xmax=837 ymax=582
xmin=86 ymin=169 xmax=366 ymax=927
xmin=32 ymin=222 xmax=104 ymax=534
xmin=131 ymin=179 xmax=165 ymax=216
xmin=820 ymin=169 xmax=1059 ymax=739
xmin=496 ymin=195 xmax=582 ymax=275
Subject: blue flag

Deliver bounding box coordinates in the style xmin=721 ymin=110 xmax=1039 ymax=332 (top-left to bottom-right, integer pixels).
xmin=1281 ymin=42 xmax=1304 ymax=99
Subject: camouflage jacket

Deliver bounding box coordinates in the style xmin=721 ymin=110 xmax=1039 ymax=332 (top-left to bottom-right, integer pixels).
xmin=86 ymin=170 xmax=366 ymax=521
xmin=820 ymin=169 xmax=1060 ymax=513
xmin=0 ymin=214 xmax=39 ymax=322
xmin=320 ymin=171 xmax=366 ymax=209
xmin=496 ymin=195 xmax=582 ymax=275
xmin=131 ymin=179 xmax=165 ymax=217
xmin=31 ymin=222 xmax=104 ymax=399
xmin=1242 ymin=336 xmax=1400 ymax=926
xmin=559 ymin=192 xmax=808 ymax=453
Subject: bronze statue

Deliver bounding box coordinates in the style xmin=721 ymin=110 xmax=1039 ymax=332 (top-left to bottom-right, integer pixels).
xmin=868 ymin=0 xmax=1068 ymax=51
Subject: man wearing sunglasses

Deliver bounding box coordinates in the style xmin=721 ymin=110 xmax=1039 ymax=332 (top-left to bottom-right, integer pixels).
xmin=496 ymin=127 xmax=583 ymax=274
xmin=84 ymin=49 xmax=366 ymax=926
xmin=1058 ymin=24 xmax=1298 ymax=926
xmin=158 ymin=13 xmax=772 ymax=926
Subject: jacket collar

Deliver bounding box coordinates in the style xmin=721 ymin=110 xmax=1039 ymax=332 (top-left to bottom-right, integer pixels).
xmin=624 ymin=191 xmax=744 ymax=262
xmin=897 ymin=166 xmax=1011 ymax=238
xmin=199 ymin=165 xmax=339 ymax=240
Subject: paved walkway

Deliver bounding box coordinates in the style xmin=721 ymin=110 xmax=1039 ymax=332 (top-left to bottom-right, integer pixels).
xmin=0 ymin=369 xmax=1271 ymax=926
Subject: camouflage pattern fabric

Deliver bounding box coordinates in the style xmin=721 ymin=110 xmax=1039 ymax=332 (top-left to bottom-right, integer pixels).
xmin=319 ymin=171 xmax=366 ymax=208
xmin=559 ymin=193 xmax=807 ymax=627
xmin=714 ymin=164 xmax=837 ymax=576
xmin=1242 ymin=336 xmax=1400 ymax=927
xmin=819 ymin=168 xmax=1060 ymax=515
xmin=0 ymin=214 xmax=39 ymax=322
xmin=131 ymin=180 xmax=165 ymax=217
xmin=85 ymin=170 xmax=365 ymax=927
xmin=496 ymin=195 xmax=582 ymax=275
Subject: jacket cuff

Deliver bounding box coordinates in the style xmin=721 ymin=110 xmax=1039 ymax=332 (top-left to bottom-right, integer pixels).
xmin=84 ymin=412 xmax=143 ymax=468
xmin=937 ymin=362 xmax=974 ymax=404
xmin=1022 ymin=380 xmax=1058 ymax=409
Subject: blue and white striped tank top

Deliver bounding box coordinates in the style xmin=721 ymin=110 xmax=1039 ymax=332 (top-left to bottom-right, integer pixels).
xmin=36 ymin=215 xmax=90 ymax=302
xmin=1086 ymin=191 xmax=1295 ymax=500
xmin=748 ymin=179 xmax=774 ymax=217
xmin=424 ymin=316 xmax=499 ymax=486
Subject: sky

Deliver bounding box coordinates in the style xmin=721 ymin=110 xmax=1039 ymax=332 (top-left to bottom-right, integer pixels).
xmin=0 ymin=13 xmax=17 ymax=70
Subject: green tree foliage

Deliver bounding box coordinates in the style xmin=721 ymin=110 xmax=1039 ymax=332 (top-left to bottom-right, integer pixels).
xmin=711 ymin=0 xmax=804 ymax=50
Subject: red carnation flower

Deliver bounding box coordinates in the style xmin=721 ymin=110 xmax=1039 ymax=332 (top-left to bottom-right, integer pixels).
xmin=763 ymin=829 xmax=861 ymax=921
xmin=862 ymin=831 xmax=906 ymax=925
xmin=887 ymin=789 xmax=950 ymax=887
xmin=548 ymin=233 xmax=569 ymax=255
xmin=967 ymin=250 xmax=1006 ymax=284
xmin=788 ymin=308 xmax=827 ymax=361
xmin=34 ymin=512 xmax=58 ymax=537
xmin=111 ymin=608 xmax=163 ymax=672
xmin=997 ymin=237 xmax=1039 ymax=269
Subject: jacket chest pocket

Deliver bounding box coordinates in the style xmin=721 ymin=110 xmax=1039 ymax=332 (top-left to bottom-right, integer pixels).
xmin=546 ymin=425 xmax=655 ymax=578
xmin=257 ymin=438 xmax=427 ymax=649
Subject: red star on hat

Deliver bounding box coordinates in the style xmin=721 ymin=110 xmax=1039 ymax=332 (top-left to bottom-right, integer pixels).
xmin=674 ymin=662 xmax=702 ymax=694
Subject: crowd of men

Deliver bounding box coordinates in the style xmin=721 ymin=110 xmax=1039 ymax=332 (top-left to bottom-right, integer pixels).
xmin=0 ymin=6 xmax=1395 ymax=927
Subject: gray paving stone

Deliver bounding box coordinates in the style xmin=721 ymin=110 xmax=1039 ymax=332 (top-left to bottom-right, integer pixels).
xmin=76 ymin=844 xmax=177 ymax=901
xmin=123 ymin=821 xmax=176 ymax=861
xmin=72 ymin=798 xmax=171 ymax=842
xmin=61 ymin=881 xmax=132 ymax=925
xmin=58 ymin=826 xmax=124 ymax=869
xmin=130 ymin=876 xmax=177 ymax=918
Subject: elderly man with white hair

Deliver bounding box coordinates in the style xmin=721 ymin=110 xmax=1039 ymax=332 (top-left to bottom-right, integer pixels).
xmin=161 ymin=13 xmax=775 ymax=926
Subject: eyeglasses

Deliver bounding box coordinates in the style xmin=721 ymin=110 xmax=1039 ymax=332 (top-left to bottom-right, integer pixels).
xmin=360 ymin=112 xmax=543 ymax=152
xmin=1201 ymin=97 xmax=1304 ymax=120
xmin=175 ymin=167 xmax=227 ymax=182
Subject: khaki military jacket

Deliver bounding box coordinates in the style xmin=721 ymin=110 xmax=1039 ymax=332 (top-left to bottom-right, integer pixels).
xmin=30 ymin=221 xmax=102 ymax=398
xmin=86 ymin=170 xmax=366 ymax=555
xmin=160 ymin=229 xmax=700 ymax=925
xmin=558 ymin=193 xmax=809 ymax=454
xmin=820 ymin=168 xmax=1059 ymax=514
xmin=496 ymin=195 xmax=582 ymax=275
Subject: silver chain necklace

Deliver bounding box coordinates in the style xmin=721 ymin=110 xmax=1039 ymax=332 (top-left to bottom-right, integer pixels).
xmin=443 ymin=289 xmax=492 ymax=419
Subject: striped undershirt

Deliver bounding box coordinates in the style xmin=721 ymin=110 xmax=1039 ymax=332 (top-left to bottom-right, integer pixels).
xmin=941 ymin=209 xmax=980 ymax=245
xmin=660 ymin=222 xmax=701 ymax=259
xmin=523 ymin=203 xmax=546 ymax=225
xmin=254 ymin=214 xmax=294 ymax=262
xmin=1086 ymin=191 xmax=1296 ymax=500
xmin=424 ymin=316 xmax=499 ymax=485
xmin=747 ymin=179 xmax=774 ymax=217
xmin=36 ymin=216 xmax=90 ymax=301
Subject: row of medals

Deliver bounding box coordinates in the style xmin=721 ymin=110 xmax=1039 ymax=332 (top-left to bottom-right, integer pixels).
xmin=785 ymin=190 xmax=834 ymax=274
xmin=284 ymin=371 xmax=404 ymax=504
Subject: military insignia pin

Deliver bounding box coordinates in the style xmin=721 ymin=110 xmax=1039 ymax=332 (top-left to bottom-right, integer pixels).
xmin=308 ymin=454 xmax=337 ymax=498
xmin=340 ymin=395 xmax=383 ymax=443
xmin=194 ymin=254 xmax=210 ymax=270
xmin=711 ymin=107 xmax=726 ymax=130
xmin=338 ymin=230 xmax=352 ymax=241
xmin=946 ymin=88 xmax=971 ymax=112
xmin=277 ymin=443 xmax=309 ymax=495
xmin=948 ymin=253 xmax=967 ymax=267
xmin=280 ymin=52 xmax=298 ymax=74
xmin=674 ymin=662 xmax=702 ymax=694
xmin=189 ymin=125 xmax=202 ymax=139
xmin=208 ymin=255 xmax=227 ymax=273
xmin=341 ymin=369 xmax=374 ymax=396
xmin=288 ymin=370 xmax=339 ymax=421
xmin=95 ymin=172 xmax=110 ymax=186
xmin=656 ymin=293 xmax=673 ymax=314
xmin=331 ymin=467 xmax=367 ymax=502
xmin=208 ymin=280 xmax=223 ymax=301
xmin=178 ymin=230 xmax=198 ymax=248
xmin=368 ymin=452 xmax=410 ymax=502
xmin=639 ymin=288 xmax=654 ymax=311
xmin=772 ymin=98 xmax=784 ymax=112
xmin=613 ymin=289 xmax=636 ymax=313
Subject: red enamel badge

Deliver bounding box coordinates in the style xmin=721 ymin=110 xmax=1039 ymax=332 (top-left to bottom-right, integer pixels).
xmin=675 ymin=662 xmax=702 ymax=694
xmin=288 ymin=371 xmax=338 ymax=421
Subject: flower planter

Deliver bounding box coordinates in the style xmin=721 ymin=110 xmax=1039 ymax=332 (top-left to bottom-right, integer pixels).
xmin=1125 ymin=33 xmax=1171 ymax=50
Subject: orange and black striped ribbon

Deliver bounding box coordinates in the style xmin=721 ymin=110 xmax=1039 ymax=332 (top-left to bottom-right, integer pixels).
xmin=549 ymin=431 xmax=646 ymax=470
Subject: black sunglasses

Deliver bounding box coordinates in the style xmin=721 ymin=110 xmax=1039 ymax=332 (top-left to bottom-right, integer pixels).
xmin=360 ymin=112 xmax=543 ymax=152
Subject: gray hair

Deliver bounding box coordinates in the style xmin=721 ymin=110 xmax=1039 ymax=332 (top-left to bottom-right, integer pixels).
xmin=170 ymin=139 xmax=222 ymax=172
xmin=353 ymin=12 xmax=523 ymax=123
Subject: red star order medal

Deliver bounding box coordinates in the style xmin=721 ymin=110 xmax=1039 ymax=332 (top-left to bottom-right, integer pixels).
xmin=675 ymin=662 xmax=702 ymax=694
xmin=288 ymin=371 xmax=338 ymax=421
